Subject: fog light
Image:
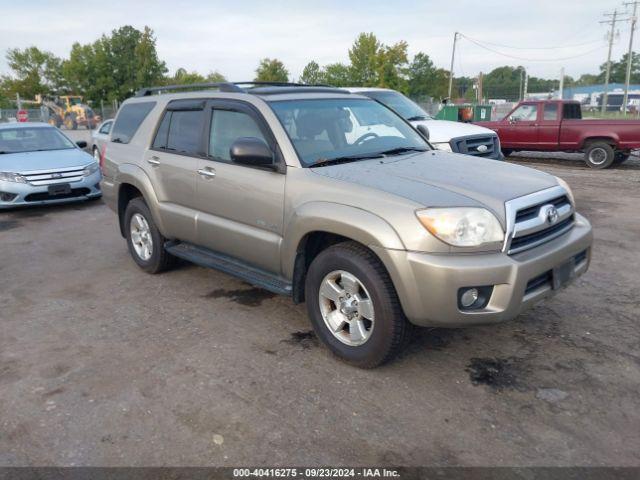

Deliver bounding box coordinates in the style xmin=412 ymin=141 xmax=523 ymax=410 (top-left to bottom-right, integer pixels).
xmin=460 ymin=288 xmax=479 ymax=308
xmin=0 ymin=192 xmax=17 ymax=202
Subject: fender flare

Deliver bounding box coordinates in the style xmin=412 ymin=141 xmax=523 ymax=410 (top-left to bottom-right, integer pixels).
xmin=281 ymin=201 xmax=405 ymax=279
xmin=114 ymin=163 xmax=167 ymax=236
xmin=579 ymin=134 xmax=619 ymax=150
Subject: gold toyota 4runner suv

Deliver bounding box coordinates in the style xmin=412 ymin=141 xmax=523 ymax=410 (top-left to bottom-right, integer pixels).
xmin=101 ymin=82 xmax=592 ymax=368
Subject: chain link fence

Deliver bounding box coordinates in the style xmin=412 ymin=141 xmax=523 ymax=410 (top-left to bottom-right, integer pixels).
xmin=0 ymin=104 xmax=118 ymax=128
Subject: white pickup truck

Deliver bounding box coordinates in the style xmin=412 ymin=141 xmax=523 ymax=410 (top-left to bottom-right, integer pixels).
xmin=345 ymin=87 xmax=503 ymax=160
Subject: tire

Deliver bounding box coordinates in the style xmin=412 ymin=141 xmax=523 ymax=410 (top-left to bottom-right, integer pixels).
xmin=305 ymin=241 xmax=408 ymax=368
xmin=124 ymin=197 xmax=175 ymax=274
xmin=614 ymin=151 xmax=631 ymax=164
xmin=501 ymin=148 xmax=513 ymax=157
xmin=584 ymin=142 xmax=614 ymax=169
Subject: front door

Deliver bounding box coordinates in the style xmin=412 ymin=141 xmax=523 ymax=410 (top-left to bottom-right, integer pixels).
xmin=499 ymin=103 xmax=539 ymax=148
xmin=536 ymin=102 xmax=561 ymax=149
xmin=195 ymin=100 xmax=286 ymax=274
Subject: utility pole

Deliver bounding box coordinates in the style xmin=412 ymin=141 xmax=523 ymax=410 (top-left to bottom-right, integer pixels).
xmin=623 ymin=1 xmax=639 ymax=116
xmin=600 ymin=10 xmax=627 ymax=113
xmin=559 ymin=67 xmax=565 ymax=100
xmin=448 ymin=32 xmax=459 ymax=101
xmin=518 ymin=67 xmax=526 ymax=101
xmin=477 ymin=72 xmax=483 ymax=103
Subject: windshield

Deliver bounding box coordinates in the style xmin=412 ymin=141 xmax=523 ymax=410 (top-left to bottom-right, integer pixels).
xmin=269 ymin=98 xmax=429 ymax=167
xmin=0 ymin=127 xmax=76 ymax=154
xmin=361 ymin=91 xmax=432 ymax=121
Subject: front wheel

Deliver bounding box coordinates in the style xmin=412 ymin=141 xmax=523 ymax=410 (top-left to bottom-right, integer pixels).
xmin=305 ymin=241 xmax=408 ymax=368
xmin=501 ymin=148 xmax=513 ymax=157
xmin=584 ymin=142 xmax=614 ymax=169
xmin=124 ymin=197 xmax=175 ymax=274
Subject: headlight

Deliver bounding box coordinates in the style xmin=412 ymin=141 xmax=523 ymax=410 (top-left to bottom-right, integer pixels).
xmin=416 ymin=207 xmax=504 ymax=247
xmin=0 ymin=172 xmax=27 ymax=183
xmin=555 ymin=176 xmax=575 ymax=206
xmin=432 ymin=142 xmax=452 ymax=152
xmin=83 ymin=162 xmax=99 ymax=176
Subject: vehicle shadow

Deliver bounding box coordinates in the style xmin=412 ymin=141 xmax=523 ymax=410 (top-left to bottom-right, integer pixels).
xmin=2 ymin=198 xmax=104 ymax=219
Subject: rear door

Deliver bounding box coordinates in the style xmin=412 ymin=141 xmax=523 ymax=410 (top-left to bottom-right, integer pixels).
xmin=536 ymin=102 xmax=561 ymax=149
xmin=499 ymin=103 xmax=539 ymax=148
xmin=194 ymin=99 xmax=285 ymax=274
xmin=145 ymin=99 xmax=207 ymax=243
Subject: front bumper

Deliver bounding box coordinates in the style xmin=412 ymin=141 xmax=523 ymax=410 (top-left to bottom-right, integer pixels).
xmin=372 ymin=213 xmax=593 ymax=327
xmin=0 ymin=171 xmax=102 ymax=209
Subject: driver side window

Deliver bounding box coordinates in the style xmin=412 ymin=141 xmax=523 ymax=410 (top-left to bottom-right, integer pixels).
xmin=509 ymin=104 xmax=537 ymax=122
xmin=209 ymin=109 xmax=267 ymax=161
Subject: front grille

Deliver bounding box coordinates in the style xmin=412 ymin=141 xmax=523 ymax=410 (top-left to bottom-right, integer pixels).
xmin=515 ymin=195 xmax=570 ymax=223
xmin=20 ymin=166 xmax=86 ymax=186
xmin=450 ymin=134 xmax=499 ymax=158
xmin=24 ymin=188 xmax=90 ymax=202
xmin=505 ymin=187 xmax=575 ymax=255
xmin=510 ymin=215 xmax=574 ymax=253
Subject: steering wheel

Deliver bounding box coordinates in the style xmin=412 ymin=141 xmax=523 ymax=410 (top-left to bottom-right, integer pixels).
xmin=354 ymin=132 xmax=379 ymax=145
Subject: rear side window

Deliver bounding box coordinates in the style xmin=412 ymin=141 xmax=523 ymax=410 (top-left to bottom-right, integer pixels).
xmin=152 ymin=110 xmax=204 ymax=155
xmin=563 ymin=103 xmax=582 ymax=120
xmin=543 ymin=104 xmax=558 ymax=121
xmin=111 ymin=102 xmax=155 ymax=144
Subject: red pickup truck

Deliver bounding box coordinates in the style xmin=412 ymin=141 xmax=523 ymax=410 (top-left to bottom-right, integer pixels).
xmin=476 ymin=100 xmax=640 ymax=169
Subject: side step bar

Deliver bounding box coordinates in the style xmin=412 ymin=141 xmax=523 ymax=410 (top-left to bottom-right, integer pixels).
xmin=165 ymin=241 xmax=292 ymax=296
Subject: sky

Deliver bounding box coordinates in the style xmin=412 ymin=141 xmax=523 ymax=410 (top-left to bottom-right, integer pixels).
xmin=0 ymin=0 xmax=635 ymax=82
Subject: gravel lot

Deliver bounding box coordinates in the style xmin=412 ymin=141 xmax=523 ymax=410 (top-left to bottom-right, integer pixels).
xmin=1 ymin=140 xmax=639 ymax=466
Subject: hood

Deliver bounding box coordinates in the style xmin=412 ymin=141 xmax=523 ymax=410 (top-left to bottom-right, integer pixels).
xmin=2 ymin=148 xmax=94 ymax=174
xmin=311 ymin=151 xmax=558 ymax=223
xmin=411 ymin=119 xmax=496 ymax=144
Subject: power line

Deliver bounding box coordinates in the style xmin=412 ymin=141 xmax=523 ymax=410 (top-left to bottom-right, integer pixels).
xmin=459 ymin=34 xmax=605 ymax=51
xmin=459 ymin=34 xmax=608 ymax=62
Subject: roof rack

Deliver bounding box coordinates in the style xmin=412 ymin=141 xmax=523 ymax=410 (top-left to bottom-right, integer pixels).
xmin=134 ymin=81 xmax=347 ymax=97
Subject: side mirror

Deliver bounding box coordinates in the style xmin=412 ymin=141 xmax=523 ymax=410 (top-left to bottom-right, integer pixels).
xmin=76 ymin=140 xmax=87 ymax=148
xmin=416 ymin=124 xmax=430 ymax=141
xmin=230 ymin=137 xmax=274 ymax=167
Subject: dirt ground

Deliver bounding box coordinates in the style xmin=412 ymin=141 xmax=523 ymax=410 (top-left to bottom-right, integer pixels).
xmin=1 ymin=147 xmax=639 ymax=466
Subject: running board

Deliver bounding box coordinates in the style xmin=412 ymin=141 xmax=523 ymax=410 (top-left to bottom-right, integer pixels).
xmin=164 ymin=241 xmax=292 ymax=296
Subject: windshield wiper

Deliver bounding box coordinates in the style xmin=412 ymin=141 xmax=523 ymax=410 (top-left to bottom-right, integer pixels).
xmin=407 ymin=115 xmax=429 ymax=121
xmin=310 ymin=153 xmax=384 ymax=168
xmin=377 ymin=146 xmax=428 ymax=156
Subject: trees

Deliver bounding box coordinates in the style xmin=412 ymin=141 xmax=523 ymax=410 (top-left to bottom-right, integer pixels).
xmin=407 ymin=52 xmax=449 ymax=100
xmin=255 ymin=58 xmax=289 ymax=82
xmin=348 ymin=33 xmax=380 ymax=86
xmin=599 ymin=52 xmax=640 ymax=84
xmin=0 ymin=47 xmax=64 ymax=100
xmin=376 ymin=41 xmax=408 ymax=92
xmin=300 ymin=61 xmax=325 ymax=84
xmin=322 ymin=63 xmax=352 ymax=87
xmin=63 ymin=25 xmax=167 ymax=104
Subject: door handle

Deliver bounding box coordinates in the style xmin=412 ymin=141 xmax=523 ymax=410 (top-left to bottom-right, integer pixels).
xmin=147 ymin=156 xmax=160 ymax=166
xmin=197 ymin=168 xmax=216 ymax=178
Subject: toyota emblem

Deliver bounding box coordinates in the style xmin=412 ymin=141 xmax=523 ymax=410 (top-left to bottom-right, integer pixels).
xmin=545 ymin=205 xmax=559 ymax=224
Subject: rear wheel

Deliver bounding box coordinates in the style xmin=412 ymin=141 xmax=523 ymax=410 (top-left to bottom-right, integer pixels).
xmin=124 ymin=197 xmax=175 ymax=274
xmin=501 ymin=148 xmax=513 ymax=157
xmin=584 ymin=142 xmax=614 ymax=169
xmin=305 ymin=241 xmax=408 ymax=368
